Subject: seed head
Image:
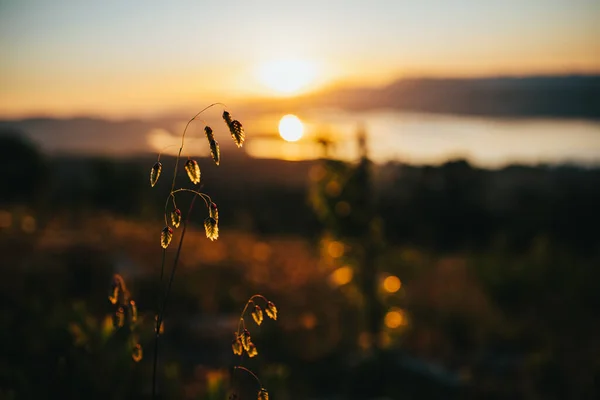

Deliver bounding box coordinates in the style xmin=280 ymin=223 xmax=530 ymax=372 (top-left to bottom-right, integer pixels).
xmin=114 ymin=307 xmax=125 ymax=328
xmin=209 ymin=202 xmax=219 ymax=222
xmin=223 ymin=111 xmax=245 ymax=148
xmin=132 ymin=343 xmax=143 ymax=362
xmin=251 ymin=305 xmax=263 ymax=326
xmin=232 ymin=337 xmax=243 ymax=355
xmin=258 ymin=388 xmax=269 ymax=400
xmin=265 ymin=301 xmax=278 ymax=320
xmin=240 ymin=329 xmax=251 ymax=351
xmin=209 ymin=139 xmax=220 ymax=166
xmin=184 ymin=159 xmax=201 ymax=185
xmin=230 ymin=120 xmax=245 ymax=148
xmin=171 ymin=208 xmax=182 ymax=229
xmin=150 ymin=161 xmax=162 ymax=187
xmin=204 ymin=125 xmax=215 ymax=141
xmin=161 ymin=226 xmax=173 ymax=249
xmin=129 ymin=300 xmax=138 ymax=323
xmin=108 ymin=285 xmax=119 ymax=305
xmin=247 ymin=341 xmax=258 ymax=358
xmin=204 ymin=217 xmax=218 ymax=241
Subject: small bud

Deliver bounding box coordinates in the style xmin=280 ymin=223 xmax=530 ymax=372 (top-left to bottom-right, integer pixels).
xmin=171 ymin=209 xmax=182 ymax=229
xmin=258 ymin=388 xmax=269 ymax=400
xmin=265 ymin=301 xmax=278 ymax=320
xmin=204 ymin=217 xmax=218 ymax=241
xmin=247 ymin=341 xmax=258 ymax=358
xmin=209 ymin=202 xmax=219 ymax=222
xmin=232 ymin=337 xmax=243 ymax=356
xmin=132 ymin=343 xmax=143 ymax=362
xmin=150 ymin=161 xmax=162 ymax=187
xmin=161 ymin=226 xmax=173 ymax=249
xmin=251 ymin=305 xmax=263 ymax=326
xmin=240 ymin=329 xmax=251 ymax=351
xmin=184 ymin=159 xmax=201 ymax=184
xmin=209 ymin=139 xmax=220 ymax=166
xmin=129 ymin=300 xmax=138 ymax=323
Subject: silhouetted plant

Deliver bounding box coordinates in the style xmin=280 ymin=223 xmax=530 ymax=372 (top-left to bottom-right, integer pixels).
xmin=137 ymin=103 xmax=275 ymax=399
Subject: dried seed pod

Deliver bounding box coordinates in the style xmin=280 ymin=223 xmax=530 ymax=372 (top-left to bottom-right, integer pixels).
xmin=258 ymin=388 xmax=269 ymax=400
xmin=129 ymin=300 xmax=138 ymax=323
xmin=232 ymin=337 xmax=243 ymax=356
xmin=209 ymin=202 xmax=219 ymax=222
xmin=204 ymin=217 xmax=218 ymax=241
xmin=150 ymin=161 xmax=162 ymax=187
xmin=161 ymin=226 xmax=173 ymax=249
xmin=265 ymin=301 xmax=278 ymax=320
xmin=222 ymin=111 xmax=233 ymax=127
xmin=132 ymin=343 xmax=143 ymax=362
xmin=240 ymin=329 xmax=251 ymax=351
xmin=209 ymin=139 xmax=220 ymax=166
xmin=184 ymin=159 xmax=201 ymax=184
xmin=247 ymin=341 xmax=258 ymax=358
xmin=251 ymin=305 xmax=263 ymax=326
xmin=171 ymin=209 xmax=182 ymax=229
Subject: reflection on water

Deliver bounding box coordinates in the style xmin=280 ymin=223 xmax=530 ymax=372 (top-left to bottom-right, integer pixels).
xmin=248 ymin=110 xmax=600 ymax=167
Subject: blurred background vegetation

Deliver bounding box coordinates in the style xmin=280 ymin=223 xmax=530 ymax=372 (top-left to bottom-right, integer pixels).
xmin=1 ymin=130 xmax=599 ymax=399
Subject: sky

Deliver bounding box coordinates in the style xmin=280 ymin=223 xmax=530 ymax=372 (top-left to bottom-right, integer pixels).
xmin=0 ymin=0 xmax=599 ymax=118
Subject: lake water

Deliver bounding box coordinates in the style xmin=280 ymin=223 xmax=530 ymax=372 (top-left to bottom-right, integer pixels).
xmin=244 ymin=109 xmax=600 ymax=168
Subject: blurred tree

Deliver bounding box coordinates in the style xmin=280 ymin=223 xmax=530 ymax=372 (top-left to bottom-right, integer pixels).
xmin=0 ymin=130 xmax=48 ymax=205
xmin=309 ymin=126 xmax=385 ymax=351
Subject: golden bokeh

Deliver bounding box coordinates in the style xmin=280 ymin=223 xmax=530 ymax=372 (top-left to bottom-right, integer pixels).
xmin=384 ymin=309 xmax=407 ymax=329
xmin=383 ymin=275 xmax=402 ymax=293
xmin=329 ymin=266 xmax=353 ymax=286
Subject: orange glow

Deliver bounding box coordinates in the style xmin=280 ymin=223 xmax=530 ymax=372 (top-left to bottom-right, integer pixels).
xmin=383 ymin=275 xmax=402 ymax=293
xmin=384 ymin=309 xmax=407 ymax=329
xmin=327 ymin=241 xmax=345 ymax=258
xmin=329 ymin=266 xmax=353 ymax=286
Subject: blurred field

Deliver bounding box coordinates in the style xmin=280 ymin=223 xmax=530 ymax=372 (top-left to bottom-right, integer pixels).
xmin=1 ymin=134 xmax=599 ymax=399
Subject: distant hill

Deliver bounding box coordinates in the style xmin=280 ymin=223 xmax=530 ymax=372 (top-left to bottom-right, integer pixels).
xmin=275 ymin=75 xmax=600 ymax=119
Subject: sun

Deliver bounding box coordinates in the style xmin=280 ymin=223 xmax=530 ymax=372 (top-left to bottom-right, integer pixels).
xmin=258 ymin=59 xmax=317 ymax=95
xmin=279 ymin=115 xmax=304 ymax=142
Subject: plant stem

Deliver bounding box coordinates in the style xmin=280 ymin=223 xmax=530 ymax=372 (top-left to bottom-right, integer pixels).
xmin=152 ymin=195 xmax=197 ymax=399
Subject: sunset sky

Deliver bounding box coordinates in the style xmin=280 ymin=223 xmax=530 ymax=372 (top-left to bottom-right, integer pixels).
xmin=1 ymin=0 xmax=599 ymax=118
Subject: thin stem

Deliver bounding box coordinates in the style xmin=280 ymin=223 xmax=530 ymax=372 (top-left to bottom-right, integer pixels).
xmin=156 ymin=194 xmax=197 ymax=335
xmin=236 ymin=295 xmax=268 ymax=335
xmin=169 ymin=103 xmax=226 ymax=194
xmin=171 ymin=188 xmax=211 ymax=208
xmin=152 ymin=195 xmax=197 ymax=399
xmin=234 ymin=366 xmax=262 ymax=389
xmin=152 ymin=248 xmax=166 ymax=399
